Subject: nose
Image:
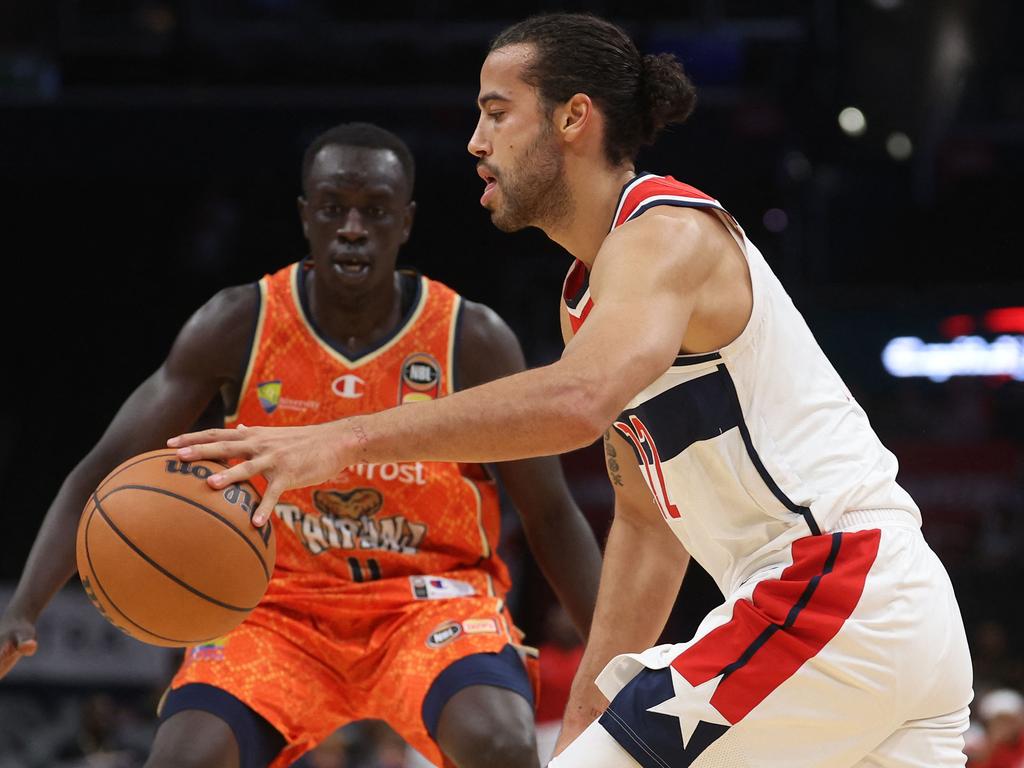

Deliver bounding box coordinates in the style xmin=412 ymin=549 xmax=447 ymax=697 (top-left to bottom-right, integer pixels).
xmin=467 ymin=114 xmax=490 ymax=158
xmin=336 ymin=208 xmax=367 ymax=242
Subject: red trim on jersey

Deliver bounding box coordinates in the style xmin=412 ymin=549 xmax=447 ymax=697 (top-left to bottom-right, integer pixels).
xmin=613 ymin=176 xmax=718 ymax=229
xmin=563 ymin=259 xmax=587 ymax=306
xmin=565 ymin=175 xmax=720 ymax=335
xmin=671 ymin=529 xmax=881 ymax=724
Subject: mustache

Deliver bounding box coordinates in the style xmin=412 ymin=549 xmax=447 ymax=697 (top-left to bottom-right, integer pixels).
xmin=477 ymin=163 xmax=501 ymax=179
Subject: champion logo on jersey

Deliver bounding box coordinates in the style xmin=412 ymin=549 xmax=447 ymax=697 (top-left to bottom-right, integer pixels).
xmin=399 ymin=353 xmax=442 ymax=404
xmin=332 ymin=374 xmax=366 ymax=399
xmin=256 ymin=380 xmax=282 ymax=413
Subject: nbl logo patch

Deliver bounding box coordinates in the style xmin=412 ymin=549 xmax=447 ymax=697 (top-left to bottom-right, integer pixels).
xmin=399 ymin=353 xmax=442 ymax=404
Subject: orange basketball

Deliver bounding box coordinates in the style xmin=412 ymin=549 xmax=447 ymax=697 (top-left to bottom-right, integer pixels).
xmin=76 ymin=450 xmax=275 ymax=647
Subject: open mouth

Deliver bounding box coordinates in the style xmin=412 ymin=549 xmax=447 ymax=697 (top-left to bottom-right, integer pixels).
xmin=477 ymin=166 xmax=498 ymax=206
xmin=331 ymin=257 xmax=371 ymax=277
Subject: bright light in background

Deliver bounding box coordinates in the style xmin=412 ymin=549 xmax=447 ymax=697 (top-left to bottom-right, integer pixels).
xmin=870 ymin=0 xmax=904 ymax=10
xmin=838 ymin=107 xmax=867 ymax=137
xmin=762 ymin=208 xmax=789 ymax=233
xmin=882 ymin=336 xmax=1024 ymax=382
xmin=886 ymin=132 xmax=913 ymax=160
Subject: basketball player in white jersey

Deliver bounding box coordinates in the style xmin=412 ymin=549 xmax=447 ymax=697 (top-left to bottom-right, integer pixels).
xmin=171 ymin=13 xmax=973 ymax=767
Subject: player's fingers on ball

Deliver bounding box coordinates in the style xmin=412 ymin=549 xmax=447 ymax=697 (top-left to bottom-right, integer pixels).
xmin=182 ymin=438 xmax=252 ymax=464
xmin=207 ymin=460 xmax=258 ymax=489
xmin=251 ymin=495 xmax=276 ymax=527
xmin=252 ymin=479 xmax=286 ymax=526
xmin=17 ymin=638 xmax=37 ymax=656
xmin=169 ymin=428 xmax=242 ymax=449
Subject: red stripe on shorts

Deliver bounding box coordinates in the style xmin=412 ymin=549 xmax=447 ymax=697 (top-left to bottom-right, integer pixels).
xmin=671 ymin=529 xmax=881 ymax=723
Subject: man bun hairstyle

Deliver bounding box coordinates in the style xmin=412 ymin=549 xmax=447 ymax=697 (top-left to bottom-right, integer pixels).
xmin=491 ymin=14 xmax=696 ymax=166
xmin=301 ymin=122 xmax=415 ymax=198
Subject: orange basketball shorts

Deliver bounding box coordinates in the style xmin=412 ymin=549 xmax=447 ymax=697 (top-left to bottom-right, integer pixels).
xmin=164 ymin=574 xmax=539 ymax=767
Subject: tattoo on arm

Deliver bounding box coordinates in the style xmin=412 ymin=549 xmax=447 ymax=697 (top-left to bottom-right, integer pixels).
xmin=353 ymin=424 xmax=369 ymax=445
xmin=604 ymin=430 xmax=624 ymax=487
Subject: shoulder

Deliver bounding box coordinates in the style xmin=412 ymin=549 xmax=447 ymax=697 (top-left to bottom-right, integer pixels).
xmin=168 ymin=282 xmax=260 ymax=379
xmin=455 ymin=300 xmax=525 ymax=390
xmin=187 ymin=282 xmax=260 ymax=336
xmin=595 ymin=207 xmax=729 ymax=288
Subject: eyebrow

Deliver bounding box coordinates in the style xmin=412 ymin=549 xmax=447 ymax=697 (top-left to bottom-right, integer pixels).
xmin=477 ymin=92 xmax=511 ymax=108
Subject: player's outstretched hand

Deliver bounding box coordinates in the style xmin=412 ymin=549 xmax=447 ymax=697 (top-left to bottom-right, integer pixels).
xmin=169 ymin=422 xmax=349 ymax=527
xmin=0 ymin=614 xmax=38 ymax=680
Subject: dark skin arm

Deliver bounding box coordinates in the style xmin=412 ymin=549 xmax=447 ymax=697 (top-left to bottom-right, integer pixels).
xmin=457 ymin=300 xmax=601 ymax=640
xmin=0 ymin=284 xmax=257 ymax=678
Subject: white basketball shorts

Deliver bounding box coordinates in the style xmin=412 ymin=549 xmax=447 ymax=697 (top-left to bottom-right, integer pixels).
xmin=551 ymin=511 xmax=973 ymax=768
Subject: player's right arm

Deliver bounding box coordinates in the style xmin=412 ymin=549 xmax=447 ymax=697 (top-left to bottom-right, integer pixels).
xmin=553 ymin=425 xmax=690 ymax=756
xmin=0 ymin=283 xmax=257 ymax=680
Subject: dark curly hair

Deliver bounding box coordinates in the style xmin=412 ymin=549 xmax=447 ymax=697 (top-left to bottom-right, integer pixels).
xmin=491 ymin=13 xmax=696 ymax=166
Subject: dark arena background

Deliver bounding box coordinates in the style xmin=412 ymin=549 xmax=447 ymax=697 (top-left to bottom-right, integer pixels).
xmin=1 ymin=2 xmax=1022 ymax=766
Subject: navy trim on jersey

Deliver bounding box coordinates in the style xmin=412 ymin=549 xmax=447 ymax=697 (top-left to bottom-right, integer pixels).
xmin=564 ymin=263 xmax=590 ymax=311
xmin=608 ymin=172 xmax=658 ymax=232
xmin=616 ymin=367 xmax=740 ymax=462
xmin=672 ymin=351 xmax=722 ymax=367
xmin=598 ymin=667 xmax=729 ymax=768
xmin=421 ymin=645 xmax=534 ymax=740
xmin=625 ymin=199 xmax=725 ymax=224
xmin=615 ymin=363 xmax=819 ymax=535
xmin=717 ymin=533 xmax=842 ymax=681
xmin=451 ymin=297 xmax=466 ymax=393
xmin=717 ymin=364 xmax=821 ymax=535
xmin=160 ymin=683 xmax=285 ymax=768
xmin=294 ymin=262 xmax=423 ymax=360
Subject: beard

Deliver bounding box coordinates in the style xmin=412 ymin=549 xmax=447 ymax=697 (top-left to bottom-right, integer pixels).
xmin=489 ymin=126 xmax=573 ymax=233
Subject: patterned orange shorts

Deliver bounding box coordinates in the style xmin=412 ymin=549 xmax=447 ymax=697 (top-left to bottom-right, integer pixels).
xmin=164 ymin=575 xmax=539 ymax=767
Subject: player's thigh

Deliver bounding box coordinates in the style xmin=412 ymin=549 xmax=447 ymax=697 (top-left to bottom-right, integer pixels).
xmin=436 ymin=683 xmax=538 ymax=768
xmin=854 ymin=707 xmax=970 ymax=768
xmin=549 ymin=720 xmax=642 ymax=768
xmin=149 ymin=683 xmax=286 ymax=768
xmin=146 ymin=710 xmax=239 ymax=768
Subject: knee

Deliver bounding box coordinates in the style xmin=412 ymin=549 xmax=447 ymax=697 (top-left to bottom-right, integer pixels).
xmin=144 ymin=755 xmax=224 ymax=768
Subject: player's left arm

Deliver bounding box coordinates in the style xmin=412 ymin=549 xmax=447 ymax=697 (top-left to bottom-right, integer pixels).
xmin=456 ymin=300 xmax=601 ymax=640
xmin=172 ymin=211 xmax=720 ymax=524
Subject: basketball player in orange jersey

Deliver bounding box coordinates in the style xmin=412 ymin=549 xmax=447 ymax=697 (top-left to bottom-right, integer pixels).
xmin=0 ymin=122 xmax=603 ymax=768
xmin=172 ymin=14 xmax=973 ymax=768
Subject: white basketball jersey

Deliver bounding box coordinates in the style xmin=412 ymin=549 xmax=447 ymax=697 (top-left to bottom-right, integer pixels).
xmin=562 ymin=174 xmax=920 ymax=595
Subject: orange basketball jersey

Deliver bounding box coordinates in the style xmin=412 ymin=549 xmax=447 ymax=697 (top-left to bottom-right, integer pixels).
xmin=228 ymin=262 xmax=510 ymax=600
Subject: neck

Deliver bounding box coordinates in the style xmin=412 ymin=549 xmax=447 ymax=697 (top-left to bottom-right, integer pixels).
xmin=543 ymin=162 xmax=635 ymax=267
xmin=306 ymin=267 xmax=403 ymax=354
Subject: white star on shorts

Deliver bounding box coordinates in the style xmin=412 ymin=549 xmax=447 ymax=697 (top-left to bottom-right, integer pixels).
xmin=646 ymin=669 xmax=731 ymax=748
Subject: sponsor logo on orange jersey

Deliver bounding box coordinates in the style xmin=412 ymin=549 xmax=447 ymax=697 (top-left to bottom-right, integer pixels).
xmin=339 ymin=461 xmax=428 ymax=486
xmin=426 ymin=620 xmax=462 ymax=649
xmin=257 ymin=380 xmax=282 ymax=413
xmin=332 ymin=374 xmax=365 ymax=399
xmin=274 ymin=487 xmax=427 ymax=556
xmin=461 ymin=618 xmax=499 ymax=635
xmin=409 ymin=575 xmax=476 ymax=600
xmin=255 ymin=379 xmax=318 ymax=413
xmin=189 ymin=637 xmax=228 ymax=662
xmin=399 ymin=353 xmax=442 ymax=404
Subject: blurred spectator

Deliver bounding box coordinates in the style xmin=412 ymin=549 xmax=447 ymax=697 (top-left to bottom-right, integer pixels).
xmin=965 ymin=721 xmax=991 ymax=767
xmin=974 ymin=688 xmax=1024 ymax=768
xmin=974 ymin=622 xmax=1024 ymax=694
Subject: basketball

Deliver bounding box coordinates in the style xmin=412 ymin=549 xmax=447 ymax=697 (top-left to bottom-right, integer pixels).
xmin=75 ymin=449 xmax=275 ymax=647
